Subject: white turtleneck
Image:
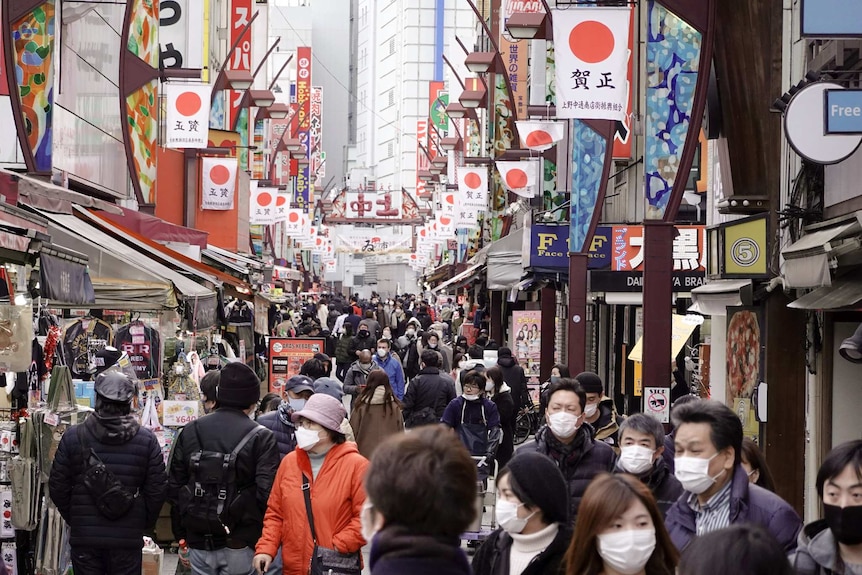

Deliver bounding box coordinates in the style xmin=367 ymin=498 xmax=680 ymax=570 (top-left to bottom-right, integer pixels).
xmin=508 ymin=523 xmax=559 ymax=575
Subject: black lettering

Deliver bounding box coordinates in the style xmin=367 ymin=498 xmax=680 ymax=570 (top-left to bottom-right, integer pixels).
xmin=160 ymin=43 xmax=183 ymax=69
xmin=160 ymin=0 xmax=181 ymax=25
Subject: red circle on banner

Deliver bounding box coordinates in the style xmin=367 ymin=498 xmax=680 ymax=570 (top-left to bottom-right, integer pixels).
xmin=276 ymin=195 xmax=287 ymax=206
xmin=288 ymin=211 xmax=300 ymax=223
xmin=464 ymin=172 xmax=482 ymax=189
xmin=525 ymin=130 xmax=553 ymax=148
xmin=440 ymin=216 xmax=451 ymax=225
xmin=569 ymin=20 xmax=615 ymax=63
xmin=176 ymin=91 xmax=202 ymax=116
xmin=257 ymin=191 xmax=273 ymax=206
xmin=316 ymin=238 xmax=323 ymax=246
xmin=505 ymin=169 xmax=528 ymax=189
xmin=445 ymin=193 xmax=455 ymax=205
xmin=210 ymin=165 xmax=230 ymax=185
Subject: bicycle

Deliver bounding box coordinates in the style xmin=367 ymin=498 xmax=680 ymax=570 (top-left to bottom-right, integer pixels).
xmin=513 ymin=403 xmax=542 ymax=445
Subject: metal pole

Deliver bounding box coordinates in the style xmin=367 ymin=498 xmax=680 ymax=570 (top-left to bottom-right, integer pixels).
xmin=567 ymin=253 xmax=589 ymax=374
xmin=642 ymin=221 xmax=675 ymax=392
xmin=232 ymin=38 xmax=282 ymax=131
xmin=210 ymin=10 xmax=260 ymax=104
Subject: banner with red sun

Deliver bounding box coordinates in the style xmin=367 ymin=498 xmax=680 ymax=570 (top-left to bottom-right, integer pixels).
xmin=284 ymin=209 xmax=304 ymax=235
xmin=553 ymin=7 xmax=631 ymax=122
xmin=457 ymin=167 xmax=489 ymax=199
xmin=201 ymin=157 xmax=237 ymax=210
xmin=516 ymin=120 xmax=565 ymax=152
xmin=165 ymin=83 xmax=211 ymax=148
xmin=250 ymin=183 xmax=279 ymax=225
xmin=496 ymin=160 xmax=541 ymax=198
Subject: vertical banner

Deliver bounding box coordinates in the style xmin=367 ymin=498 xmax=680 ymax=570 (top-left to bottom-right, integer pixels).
xmin=570 ymin=120 xmax=608 ymax=252
xmin=164 ymin=83 xmax=212 ymax=148
xmin=250 ymin=183 xmax=278 ymax=224
xmin=416 ymin=118 xmax=429 ymax=198
xmin=428 ymin=81 xmax=447 ymax=162
xmin=228 ymin=0 xmax=252 ymax=129
xmin=501 ymin=1 xmax=543 ymax=121
xmin=201 ymin=157 xmax=238 ymax=210
xmin=310 ymin=86 xmax=322 ymax=189
xmin=296 ymin=47 xmax=312 ymax=211
xmin=613 ymin=5 xmax=635 ymax=159
xmin=512 ymin=310 xmax=542 ymax=399
xmin=0 ymin=0 xmax=7 ymax=98
xmin=252 ymin=118 xmax=265 ymax=179
xmin=552 ymin=7 xmax=631 ymax=121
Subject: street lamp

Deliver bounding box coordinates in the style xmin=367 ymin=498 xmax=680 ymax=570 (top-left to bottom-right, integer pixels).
xmin=266 ymin=103 xmax=291 ymax=119
xmin=440 ymin=136 xmax=462 ymax=151
xmin=459 ymin=85 xmax=488 ymax=109
xmin=464 ymin=52 xmax=500 ymax=74
xmin=249 ymin=90 xmax=275 ymax=108
xmin=505 ymin=1 xmax=553 ymax=40
xmin=223 ymin=69 xmax=254 ymax=91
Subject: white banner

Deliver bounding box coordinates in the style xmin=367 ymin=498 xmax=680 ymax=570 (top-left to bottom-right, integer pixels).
xmin=332 ymin=227 xmax=413 ymax=254
xmin=496 ymin=160 xmax=541 ymax=198
xmin=284 ymin=209 xmax=304 ymax=235
xmin=250 ymin=185 xmax=279 ymax=225
xmin=553 ymin=7 xmax=631 ymax=121
xmin=201 ymin=157 xmax=237 ymax=210
xmin=516 ymin=120 xmax=565 ymax=151
xmin=165 ymin=83 xmax=211 ymax=148
xmin=275 ymin=190 xmax=289 ymax=222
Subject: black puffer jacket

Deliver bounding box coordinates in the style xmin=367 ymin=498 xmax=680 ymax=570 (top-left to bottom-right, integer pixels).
xmin=497 ymin=356 xmax=530 ymax=408
xmin=402 ymin=367 xmax=456 ymax=428
xmin=257 ymin=402 xmax=297 ymax=458
xmin=519 ymin=424 xmax=616 ymax=523
xmin=616 ymin=458 xmax=684 ymax=518
xmin=167 ymin=408 xmax=279 ymax=550
xmin=49 ymin=414 xmax=167 ymax=549
xmin=472 ymin=524 xmax=572 ymax=575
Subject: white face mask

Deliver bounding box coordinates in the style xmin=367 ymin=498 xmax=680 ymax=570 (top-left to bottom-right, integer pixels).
xmin=485 ymin=380 xmax=495 ymax=393
xmin=597 ymin=529 xmax=656 ymax=575
xmin=458 ymin=360 xmax=467 ymax=369
xmin=495 ymin=499 xmax=536 ymax=534
xmin=584 ymin=403 xmax=599 ymax=418
xmin=295 ymin=426 xmax=321 ymax=451
xmin=360 ymin=501 xmax=379 ymax=543
xmin=547 ymin=412 xmax=580 ymax=439
xmin=618 ymin=445 xmax=656 ymax=475
xmin=428 ymin=342 xmax=438 ymax=348
xmin=377 ymin=348 xmax=388 ymax=359
xmin=406 ymin=329 xmax=416 ymax=337
xmin=463 ymin=393 xmax=480 ymax=402
xmin=675 ymin=453 xmax=723 ymax=494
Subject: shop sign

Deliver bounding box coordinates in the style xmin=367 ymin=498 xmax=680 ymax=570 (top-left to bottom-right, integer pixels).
xmin=612 ymin=225 xmax=706 ymax=272
xmin=162 ymin=400 xmax=200 ymax=426
xmin=512 ymin=311 xmax=542 ymax=389
xmin=295 ymin=46 xmax=312 ymax=211
xmin=723 ymin=215 xmax=767 ymax=276
xmin=590 ymin=271 xmax=705 ymax=293
xmin=589 ymin=226 xmax=613 ymax=269
xmin=529 ymin=223 xmax=568 ymax=270
xmin=801 ymin=0 xmax=862 ymax=36
xmin=268 ymin=338 xmax=325 ymax=394
xmin=40 ymin=253 xmax=95 ymax=305
xmin=159 ymin=0 xmax=204 ymax=69
xmin=825 ymin=89 xmax=862 ymax=134
xmin=228 ymin=0 xmax=252 ymax=128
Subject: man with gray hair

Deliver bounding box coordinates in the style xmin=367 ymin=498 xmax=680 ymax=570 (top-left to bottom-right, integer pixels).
xmin=614 ymin=413 xmax=683 ymax=517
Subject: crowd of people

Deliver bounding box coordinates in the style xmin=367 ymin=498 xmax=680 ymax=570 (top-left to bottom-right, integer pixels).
xmin=41 ymin=292 xmax=862 ymax=575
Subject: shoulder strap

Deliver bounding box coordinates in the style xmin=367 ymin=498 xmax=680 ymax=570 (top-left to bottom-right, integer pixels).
xmin=231 ymin=425 xmax=266 ymax=460
xmin=77 ymin=424 xmax=93 ymax=462
xmin=301 ymin=472 xmax=318 ymax=544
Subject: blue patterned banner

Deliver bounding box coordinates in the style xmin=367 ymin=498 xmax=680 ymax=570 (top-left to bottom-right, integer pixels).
xmin=570 ymin=120 xmax=607 ymax=253
xmin=644 ymin=0 xmax=702 ymax=220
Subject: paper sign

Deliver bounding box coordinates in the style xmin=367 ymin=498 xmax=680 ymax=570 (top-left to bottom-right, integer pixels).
xmin=644 ymin=387 xmax=670 ymax=423
xmin=162 ymin=400 xmax=200 ymax=426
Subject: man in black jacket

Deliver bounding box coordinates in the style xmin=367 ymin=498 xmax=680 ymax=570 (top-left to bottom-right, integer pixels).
xmin=49 ymin=371 xmax=167 ymax=575
xmin=402 ymin=350 xmax=456 ymax=428
xmin=348 ymin=321 xmax=377 ymax=359
xmin=496 ymin=347 xmax=531 ymax=408
xmin=168 ymin=363 xmax=279 ymax=574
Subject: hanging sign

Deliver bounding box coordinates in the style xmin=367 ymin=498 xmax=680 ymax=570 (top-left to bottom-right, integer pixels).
xmin=516 ymin=120 xmax=565 ymax=151
xmin=201 ymin=157 xmax=237 ymax=210
xmin=553 ymin=7 xmax=631 ymax=121
xmin=250 ymin=183 xmax=278 ymax=224
xmin=159 ymin=0 xmax=204 ymax=69
xmin=164 ymin=83 xmax=211 ymax=148
xmin=496 ymin=160 xmax=541 ymax=198
xmin=268 ymin=338 xmax=326 ymax=394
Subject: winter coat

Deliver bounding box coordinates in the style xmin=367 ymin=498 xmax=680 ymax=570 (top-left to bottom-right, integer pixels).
xmin=590 ymin=397 xmax=621 ymax=450
xmin=49 ymin=413 xmax=168 ymax=549
xmin=419 ymin=341 xmax=453 ymax=373
xmin=496 ymin=356 xmax=531 ymax=408
xmin=665 ymin=464 xmax=802 ymax=553
xmin=334 ymin=334 xmax=354 ymax=364
xmin=792 ymin=520 xmax=852 ymax=575
xmin=167 ymin=408 xmax=280 ymax=550
xmin=348 ymin=333 xmax=377 ymax=359
xmin=374 ymin=352 xmax=406 ymax=400
xmin=520 ymin=424 xmax=616 ymax=523
xmin=491 ymin=385 xmax=516 ymax=468
xmin=256 ymin=442 xmax=369 ymax=574
xmin=257 ymin=402 xmax=298 ymax=459
xmin=396 ymin=335 xmax=422 ymax=379
xmin=616 ymin=457 xmax=683 ymax=518
xmin=343 ymin=361 xmax=381 ymax=397
xmin=349 ymin=386 xmax=405 ymax=459
xmin=402 ymin=367 xmax=456 ymax=428
xmin=471 ymin=524 xmax=572 ymax=575
xmin=369 ymin=525 xmax=472 ymax=575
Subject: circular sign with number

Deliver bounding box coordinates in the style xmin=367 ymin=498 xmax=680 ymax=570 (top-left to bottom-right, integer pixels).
xmin=730 ymin=237 xmax=760 ymax=267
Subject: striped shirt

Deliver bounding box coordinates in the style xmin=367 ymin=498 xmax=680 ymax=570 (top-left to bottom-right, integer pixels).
xmin=688 ymin=479 xmax=732 ymax=536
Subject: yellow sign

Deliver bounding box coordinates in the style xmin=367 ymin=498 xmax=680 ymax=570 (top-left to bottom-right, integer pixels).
xmin=628 ymin=314 xmax=702 ymax=363
xmin=724 ymin=216 xmax=767 ymax=275
xmin=633 ymin=361 xmax=643 ymax=397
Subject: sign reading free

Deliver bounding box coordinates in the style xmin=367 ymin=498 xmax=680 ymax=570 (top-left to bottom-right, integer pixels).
xmin=825 ymin=90 xmax=862 ymax=134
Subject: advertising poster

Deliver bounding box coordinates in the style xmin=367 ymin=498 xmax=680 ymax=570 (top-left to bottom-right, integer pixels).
xmin=268 ymin=338 xmax=325 ymax=394
xmin=295 ymin=46 xmax=312 ymax=211
xmin=512 ymin=311 xmax=542 ymax=399
xmin=228 ymin=0 xmax=252 ymax=128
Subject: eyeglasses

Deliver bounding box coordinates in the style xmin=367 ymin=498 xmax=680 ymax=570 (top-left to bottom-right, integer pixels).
xmin=299 ymin=419 xmax=323 ymax=430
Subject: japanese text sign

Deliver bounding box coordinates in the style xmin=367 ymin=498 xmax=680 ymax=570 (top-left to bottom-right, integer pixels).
xmin=295 ymin=46 xmax=312 ymax=211
xmin=228 ymin=0 xmax=252 ymax=127
xmin=159 ymin=0 xmax=204 ymax=69
xmin=268 ymin=338 xmax=325 ymax=394
xmin=165 ymin=83 xmax=211 ymax=148
xmin=612 ymin=225 xmax=706 ymax=272
xmin=201 ymin=157 xmax=237 ymax=210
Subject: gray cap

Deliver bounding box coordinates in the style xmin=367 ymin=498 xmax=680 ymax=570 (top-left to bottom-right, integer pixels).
xmin=94 ymin=371 xmax=136 ymax=403
xmin=313 ymin=377 xmax=344 ymax=401
xmin=285 ymin=375 xmax=314 ymax=394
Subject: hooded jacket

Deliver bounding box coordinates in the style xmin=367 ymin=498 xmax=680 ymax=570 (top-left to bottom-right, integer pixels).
xmin=402 ymin=366 xmax=456 ymax=428
xmin=374 ymin=352 xmax=406 ymax=400
xmin=343 ymin=360 xmax=381 ymax=397
xmin=471 ymin=524 xmax=572 ymax=575
xmin=257 ymin=402 xmax=298 ymax=459
xmin=496 ymin=355 xmax=531 ymax=409
xmin=49 ymin=413 xmax=167 ymax=549
xmin=349 ymin=386 xmax=405 ymax=459
xmin=348 ymin=331 xmax=377 ymax=358
xmin=519 ymin=424 xmax=616 ymax=523
xmin=369 ymin=525 xmax=472 ymax=575
xmin=665 ymin=465 xmax=802 ymax=553
xmin=256 ymin=442 xmax=369 ymax=574
xmin=792 ymin=520 xmax=852 ymax=575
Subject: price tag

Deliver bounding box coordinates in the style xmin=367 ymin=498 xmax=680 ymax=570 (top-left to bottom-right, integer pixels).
xmin=44 ymin=412 xmax=59 ymax=426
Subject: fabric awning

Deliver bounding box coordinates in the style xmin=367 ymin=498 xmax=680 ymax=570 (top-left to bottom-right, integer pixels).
xmin=432 ymin=262 xmax=485 ymax=294
xmin=690 ymin=279 xmax=753 ymax=316
xmin=0 ymin=168 xmax=122 ymax=215
xmin=99 ymin=208 xmax=208 ymax=249
xmin=39 ymin=246 xmax=95 ymax=305
xmin=782 ymin=214 xmax=862 ymax=288
xmin=788 ymin=271 xmax=862 ymax=310
xmin=487 ymin=228 xmax=526 ymax=291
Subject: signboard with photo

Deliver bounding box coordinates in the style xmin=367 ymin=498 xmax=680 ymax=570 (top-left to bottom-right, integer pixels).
xmin=268 ymin=338 xmax=325 ymax=394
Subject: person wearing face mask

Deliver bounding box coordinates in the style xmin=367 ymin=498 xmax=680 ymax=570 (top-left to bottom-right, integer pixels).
xmin=402 ymin=350 xmax=456 ymax=428
xmin=343 ymin=348 xmax=382 ymax=402
xmin=419 ymin=330 xmax=453 ymax=372
xmin=614 ymin=414 xmax=683 ymax=518
xmin=575 ymin=371 xmax=621 ymax=451
xmin=373 ymin=338 xmax=406 ymax=400
xmin=519 ymin=379 xmax=616 ymax=523
xmin=793 ymin=440 xmax=862 ymax=575
xmin=442 ymin=371 xmax=501 ymax=482
xmin=486 ymin=366 xmax=516 ymax=468
xmin=257 ymin=375 xmax=315 ymax=458
xmin=495 ymin=348 xmax=531 ymax=410
xmin=472 ymin=452 xmax=572 ymax=575
xmin=740 ymin=437 xmax=776 ymax=492
xmin=564 ymin=473 xmax=679 ymax=575
xmin=665 ymin=399 xmax=802 ymax=552
xmin=395 ymin=318 xmax=423 ymax=379
xmin=349 ymin=321 xmax=377 ymax=360
xmin=253 ymin=394 xmax=369 ymax=575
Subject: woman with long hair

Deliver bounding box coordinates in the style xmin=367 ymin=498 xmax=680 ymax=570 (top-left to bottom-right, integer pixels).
xmin=486 ymin=366 xmax=516 ymax=468
xmin=349 ymin=370 xmax=404 ymax=459
xmin=564 ymin=473 xmax=678 ymax=575
xmin=741 ymin=437 xmax=776 ymax=492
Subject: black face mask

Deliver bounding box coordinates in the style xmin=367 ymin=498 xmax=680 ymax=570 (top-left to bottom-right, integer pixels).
xmin=825 ymin=504 xmax=862 ymax=545
xmin=358 ymin=330 xmax=369 ymax=337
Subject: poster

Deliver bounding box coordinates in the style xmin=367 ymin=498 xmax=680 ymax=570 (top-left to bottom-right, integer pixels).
xmin=268 ymin=338 xmax=326 ymax=394
xmin=162 ymin=400 xmax=200 ymax=426
xmin=643 ymin=386 xmax=670 ymax=423
xmin=512 ymin=310 xmax=542 ymax=396
xmin=726 ymin=307 xmax=763 ymax=409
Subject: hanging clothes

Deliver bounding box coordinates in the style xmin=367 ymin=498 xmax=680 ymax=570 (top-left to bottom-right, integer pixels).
xmin=225 ymin=300 xmax=254 ymax=365
xmin=62 ymin=317 xmax=114 ymax=378
xmin=114 ymin=321 xmax=162 ymax=380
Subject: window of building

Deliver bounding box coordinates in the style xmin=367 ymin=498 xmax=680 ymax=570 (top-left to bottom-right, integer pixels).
xmin=387 ymin=142 xmax=394 ymax=158
xmin=388 ymin=89 xmax=395 ymax=106
xmin=389 ymin=37 xmax=395 ymax=55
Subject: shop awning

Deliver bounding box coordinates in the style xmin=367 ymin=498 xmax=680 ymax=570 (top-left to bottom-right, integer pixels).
xmin=0 ymin=168 xmax=122 ymax=215
xmin=487 ymin=228 xmax=526 ymax=291
xmin=782 ymin=214 xmax=862 ymax=288
xmin=99 ymin=208 xmax=208 ymax=249
xmin=432 ymin=262 xmax=485 ymax=294
xmin=788 ymin=271 xmax=862 ymax=310
xmin=39 ymin=244 xmax=95 ymax=305
xmin=202 ymin=245 xmax=264 ymax=278
xmin=690 ymin=279 xmax=753 ymax=316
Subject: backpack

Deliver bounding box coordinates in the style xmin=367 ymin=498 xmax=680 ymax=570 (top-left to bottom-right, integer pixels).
xmin=78 ymin=425 xmax=140 ymax=521
xmin=177 ymin=424 xmax=266 ymax=536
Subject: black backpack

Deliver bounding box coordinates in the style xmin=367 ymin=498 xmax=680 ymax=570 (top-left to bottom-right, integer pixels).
xmin=78 ymin=425 xmax=140 ymax=521
xmin=177 ymin=424 xmax=266 ymax=536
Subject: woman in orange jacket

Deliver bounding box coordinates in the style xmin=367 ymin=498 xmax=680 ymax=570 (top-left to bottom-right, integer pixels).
xmin=253 ymin=394 xmax=369 ymax=574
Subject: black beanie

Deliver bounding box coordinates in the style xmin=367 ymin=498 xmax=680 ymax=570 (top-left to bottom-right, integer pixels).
xmin=217 ymin=363 xmax=261 ymax=409
xmin=505 ymin=452 xmax=569 ymax=524
xmin=575 ymin=371 xmax=604 ymax=395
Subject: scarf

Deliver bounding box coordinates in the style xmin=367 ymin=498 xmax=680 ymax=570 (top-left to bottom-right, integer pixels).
xmin=539 ymin=425 xmax=589 ymax=476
